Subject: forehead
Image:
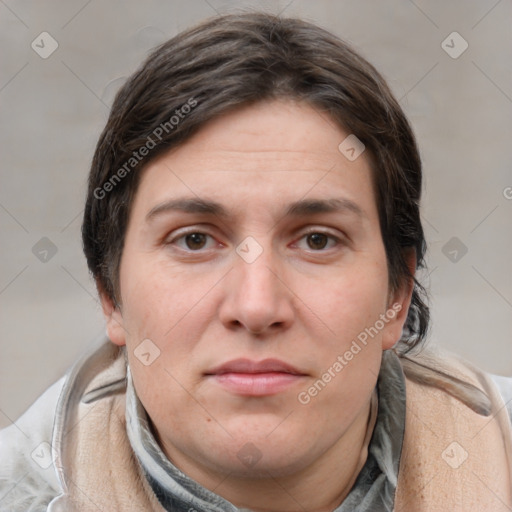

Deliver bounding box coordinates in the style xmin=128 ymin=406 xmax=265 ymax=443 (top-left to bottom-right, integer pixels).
xmin=132 ymin=99 xmax=377 ymax=222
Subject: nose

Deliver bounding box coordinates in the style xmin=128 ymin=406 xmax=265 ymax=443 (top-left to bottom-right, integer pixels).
xmin=218 ymin=244 xmax=294 ymax=335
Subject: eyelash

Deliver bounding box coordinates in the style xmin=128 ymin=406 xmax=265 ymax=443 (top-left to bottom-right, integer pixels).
xmin=168 ymin=231 xmax=219 ymax=252
xmin=166 ymin=228 xmax=344 ymax=253
xmin=293 ymin=229 xmax=343 ymax=252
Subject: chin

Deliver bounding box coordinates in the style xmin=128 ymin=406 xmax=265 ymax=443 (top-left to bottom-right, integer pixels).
xmin=207 ymin=448 xmax=309 ymax=479
xmin=202 ymin=429 xmax=316 ymax=478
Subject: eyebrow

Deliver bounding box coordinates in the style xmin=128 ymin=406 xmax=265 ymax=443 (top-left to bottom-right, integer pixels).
xmin=285 ymin=198 xmax=364 ymax=218
xmin=146 ymin=197 xmax=365 ymax=222
xmin=146 ymin=198 xmax=228 ymax=220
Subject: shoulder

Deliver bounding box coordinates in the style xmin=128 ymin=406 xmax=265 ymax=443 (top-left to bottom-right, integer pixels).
xmin=0 ymin=376 xmax=66 ymax=511
xmin=395 ymin=348 xmax=512 ymax=509
xmin=399 ymin=347 xmax=511 ymax=418
xmin=489 ymin=373 xmax=512 ymax=424
xmin=0 ymin=339 xmax=125 ymax=512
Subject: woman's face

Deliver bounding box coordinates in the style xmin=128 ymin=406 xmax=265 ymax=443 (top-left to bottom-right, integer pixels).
xmin=102 ymin=99 xmax=410 ymax=488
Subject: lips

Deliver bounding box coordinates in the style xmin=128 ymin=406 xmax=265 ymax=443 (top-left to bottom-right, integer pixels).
xmin=205 ymin=358 xmax=306 ymax=396
xmin=206 ymin=358 xmax=304 ymax=376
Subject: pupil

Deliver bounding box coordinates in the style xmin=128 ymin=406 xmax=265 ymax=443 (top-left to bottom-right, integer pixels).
xmin=186 ymin=233 xmax=206 ymax=250
xmin=308 ymin=233 xmax=327 ymax=250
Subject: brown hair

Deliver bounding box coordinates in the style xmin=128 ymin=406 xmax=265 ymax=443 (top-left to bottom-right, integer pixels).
xmin=82 ymin=12 xmax=429 ymax=353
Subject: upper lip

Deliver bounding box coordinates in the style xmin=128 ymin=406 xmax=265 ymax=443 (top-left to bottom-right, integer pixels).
xmin=205 ymin=358 xmax=305 ymax=376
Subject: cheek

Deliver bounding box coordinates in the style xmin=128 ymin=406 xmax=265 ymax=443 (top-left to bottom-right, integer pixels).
xmin=119 ymin=256 xmax=214 ymax=406
xmin=120 ymin=253 xmax=201 ymax=336
xmin=294 ymin=260 xmax=389 ymax=341
xmin=307 ymin=354 xmax=381 ymax=439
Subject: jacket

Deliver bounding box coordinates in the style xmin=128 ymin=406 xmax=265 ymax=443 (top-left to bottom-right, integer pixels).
xmin=1 ymin=339 xmax=511 ymax=511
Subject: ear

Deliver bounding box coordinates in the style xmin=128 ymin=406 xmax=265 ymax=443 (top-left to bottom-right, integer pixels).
xmin=381 ymin=249 xmax=416 ymax=350
xmin=97 ymin=280 xmax=126 ymax=347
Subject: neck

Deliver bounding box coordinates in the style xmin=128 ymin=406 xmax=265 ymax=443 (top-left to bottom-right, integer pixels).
xmin=160 ymin=393 xmax=376 ymax=511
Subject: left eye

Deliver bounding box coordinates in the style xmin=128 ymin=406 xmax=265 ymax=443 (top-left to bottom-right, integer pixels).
xmin=296 ymin=232 xmax=340 ymax=251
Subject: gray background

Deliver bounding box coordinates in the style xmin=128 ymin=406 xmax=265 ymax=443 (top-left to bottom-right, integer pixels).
xmin=1 ymin=0 xmax=511 ymax=429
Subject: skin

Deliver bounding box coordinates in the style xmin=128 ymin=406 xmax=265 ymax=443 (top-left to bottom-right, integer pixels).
xmin=101 ymin=99 xmax=414 ymax=511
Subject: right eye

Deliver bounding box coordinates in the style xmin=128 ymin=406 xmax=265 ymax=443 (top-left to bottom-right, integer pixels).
xmin=167 ymin=231 xmax=218 ymax=252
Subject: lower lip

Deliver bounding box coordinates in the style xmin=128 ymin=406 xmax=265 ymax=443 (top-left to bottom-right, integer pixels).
xmin=210 ymin=372 xmax=304 ymax=396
